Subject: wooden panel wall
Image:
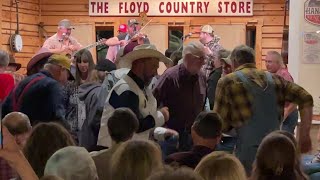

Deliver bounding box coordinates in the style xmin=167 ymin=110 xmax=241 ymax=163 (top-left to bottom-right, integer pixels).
xmin=1 ymin=0 xmax=40 ymax=74
xmin=39 ymin=0 xmax=287 ymax=70
xmin=0 ymin=0 xmax=287 ymax=73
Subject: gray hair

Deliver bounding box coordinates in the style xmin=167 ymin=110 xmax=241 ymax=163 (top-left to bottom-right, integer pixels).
xmin=182 ymin=41 xmax=205 ymax=58
xmin=230 ymin=45 xmax=255 ymax=65
xmin=0 ymin=50 xmax=10 ymax=67
xmin=218 ymin=49 xmax=231 ymax=60
xmin=267 ymin=51 xmax=285 ymax=68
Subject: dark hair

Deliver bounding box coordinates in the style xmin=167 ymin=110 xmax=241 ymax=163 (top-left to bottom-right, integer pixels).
xmin=192 ymin=112 xmax=222 ymax=139
xmin=250 ymin=133 xmax=308 ymax=180
xmin=165 ymin=48 xmax=176 ymax=58
xmin=170 ymin=50 xmax=182 ymax=66
xmin=107 ymin=108 xmax=139 ymax=143
xmin=147 ymin=167 xmax=204 ymax=180
xmin=23 ymin=122 xmax=75 ymax=177
xmin=230 ymin=45 xmax=255 ymax=65
xmin=74 ymin=49 xmax=95 ymax=86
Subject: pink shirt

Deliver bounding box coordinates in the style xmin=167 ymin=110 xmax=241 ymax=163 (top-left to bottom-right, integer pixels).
xmin=276 ymin=67 xmax=294 ymax=82
xmin=276 ymin=68 xmax=294 ymax=108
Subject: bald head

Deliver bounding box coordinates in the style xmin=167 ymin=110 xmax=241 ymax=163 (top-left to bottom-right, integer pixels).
xmin=3 ymin=112 xmax=32 ymax=135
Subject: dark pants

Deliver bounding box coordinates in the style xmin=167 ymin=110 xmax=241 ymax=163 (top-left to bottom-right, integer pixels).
xmin=178 ymin=130 xmax=193 ymax=151
xmin=215 ymin=136 xmax=237 ymax=153
xmin=282 ymin=109 xmax=299 ymax=134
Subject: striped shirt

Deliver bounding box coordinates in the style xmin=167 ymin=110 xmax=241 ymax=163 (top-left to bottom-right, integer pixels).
xmin=213 ymin=63 xmax=313 ymax=131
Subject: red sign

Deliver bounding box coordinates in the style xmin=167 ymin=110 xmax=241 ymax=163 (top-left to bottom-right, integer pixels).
xmin=305 ymin=0 xmax=320 ymax=25
xmin=89 ymin=0 xmax=253 ymax=16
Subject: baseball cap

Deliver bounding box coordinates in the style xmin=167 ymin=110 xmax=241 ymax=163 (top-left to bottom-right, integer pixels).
xmin=47 ymin=54 xmax=71 ymax=70
xmin=201 ymin=25 xmax=214 ymax=34
xmin=58 ymin=19 xmax=74 ymax=29
xmin=128 ymin=19 xmax=139 ymax=26
xmin=118 ymin=24 xmax=127 ymax=33
xmin=95 ymin=59 xmax=116 ymax=72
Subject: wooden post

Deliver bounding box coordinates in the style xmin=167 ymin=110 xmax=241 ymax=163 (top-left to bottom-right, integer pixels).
xmin=255 ymin=20 xmax=263 ymax=69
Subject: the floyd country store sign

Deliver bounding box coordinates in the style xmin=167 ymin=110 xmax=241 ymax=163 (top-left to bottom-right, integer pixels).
xmin=89 ymin=0 xmax=253 ymax=16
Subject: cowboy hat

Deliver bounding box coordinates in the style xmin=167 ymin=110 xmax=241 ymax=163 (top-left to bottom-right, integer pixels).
xmin=118 ymin=44 xmax=172 ymax=69
xmin=27 ymin=48 xmax=53 ymax=75
xmin=8 ymin=54 xmax=21 ymax=71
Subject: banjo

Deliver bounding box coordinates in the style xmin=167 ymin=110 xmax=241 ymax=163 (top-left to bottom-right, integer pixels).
xmin=10 ymin=0 xmax=23 ymax=52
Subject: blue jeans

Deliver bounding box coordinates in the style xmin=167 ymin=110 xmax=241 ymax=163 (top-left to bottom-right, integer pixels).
xmin=302 ymin=155 xmax=320 ymax=180
xmin=282 ymin=109 xmax=298 ymax=134
xmin=215 ymin=136 xmax=237 ymax=153
xmin=158 ymin=135 xmax=179 ymax=160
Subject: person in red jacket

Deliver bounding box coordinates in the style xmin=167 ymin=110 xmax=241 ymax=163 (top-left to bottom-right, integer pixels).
xmin=0 ymin=50 xmax=15 ymax=102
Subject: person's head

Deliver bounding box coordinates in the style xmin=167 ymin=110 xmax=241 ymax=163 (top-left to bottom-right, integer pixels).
xmin=107 ymin=108 xmax=139 ymax=144
xmin=57 ymin=19 xmax=74 ymax=39
xmin=127 ymin=19 xmax=140 ymax=36
xmin=110 ymin=140 xmax=163 ymax=180
xmin=44 ymin=146 xmax=98 ymax=180
xmin=0 ymin=50 xmax=10 ymax=70
xmin=119 ymin=43 xmax=172 ymax=85
xmin=147 ymin=167 xmax=204 ymax=180
xmin=195 ymin=151 xmax=247 ymax=180
xmin=44 ymin=54 xmax=71 ymax=84
xmin=74 ymin=49 xmax=95 ymax=86
xmin=170 ymin=50 xmax=182 ymax=66
xmin=182 ymin=41 xmax=205 ymax=75
xmin=220 ymin=55 xmax=233 ymax=75
xmin=23 ymin=122 xmax=75 ymax=177
xmin=214 ymin=49 xmax=231 ymax=68
xmin=165 ymin=48 xmax=176 ymax=58
xmin=6 ymin=54 xmax=21 ymax=72
xmin=265 ymin=51 xmax=286 ymax=73
xmin=229 ymin=45 xmax=255 ymax=69
xmin=199 ymin=25 xmax=214 ymax=44
xmin=3 ymin=112 xmax=32 ymax=149
xmin=95 ymin=59 xmax=116 ymax=82
xmin=191 ymin=112 xmax=222 ymax=149
xmin=118 ymin=24 xmax=128 ymax=35
xmin=251 ymin=133 xmax=307 ymax=180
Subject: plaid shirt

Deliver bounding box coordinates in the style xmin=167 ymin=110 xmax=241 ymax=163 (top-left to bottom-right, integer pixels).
xmin=201 ymin=36 xmax=223 ymax=79
xmin=213 ymin=63 xmax=313 ymax=131
xmin=0 ymin=158 xmax=18 ymax=180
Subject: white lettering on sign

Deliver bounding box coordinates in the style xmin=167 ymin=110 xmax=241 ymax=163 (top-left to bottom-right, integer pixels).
xmin=89 ymin=0 xmax=253 ymax=16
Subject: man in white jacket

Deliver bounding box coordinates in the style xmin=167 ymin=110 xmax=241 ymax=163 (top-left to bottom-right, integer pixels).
xmin=97 ymin=42 xmax=172 ymax=147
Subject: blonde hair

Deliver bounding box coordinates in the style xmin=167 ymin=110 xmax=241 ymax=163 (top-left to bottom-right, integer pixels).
xmin=195 ymin=151 xmax=247 ymax=180
xmin=110 ymin=140 xmax=163 ymax=180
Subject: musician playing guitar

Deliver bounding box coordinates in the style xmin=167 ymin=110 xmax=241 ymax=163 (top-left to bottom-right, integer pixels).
xmin=42 ymin=19 xmax=83 ymax=57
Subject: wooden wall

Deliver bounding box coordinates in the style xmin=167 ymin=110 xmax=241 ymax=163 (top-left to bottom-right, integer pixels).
xmin=1 ymin=0 xmax=288 ymax=73
xmin=1 ymin=0 xmax=40 ymax=74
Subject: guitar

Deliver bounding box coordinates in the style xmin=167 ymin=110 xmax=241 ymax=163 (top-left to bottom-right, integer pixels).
xmin=66 ymin=38 xmax=107 ymax=59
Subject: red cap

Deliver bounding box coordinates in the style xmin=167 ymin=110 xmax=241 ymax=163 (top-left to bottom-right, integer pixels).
xmin=118 ymin=24 xmax=127 ymax=33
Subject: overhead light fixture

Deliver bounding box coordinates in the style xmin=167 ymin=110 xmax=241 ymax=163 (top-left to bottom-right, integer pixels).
xmin=316 ymin=30 xmax=320 ymax=33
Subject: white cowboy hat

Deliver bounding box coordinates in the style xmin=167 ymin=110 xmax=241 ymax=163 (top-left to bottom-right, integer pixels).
xmin=118 ymin=44 xmax=172 ymax=69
